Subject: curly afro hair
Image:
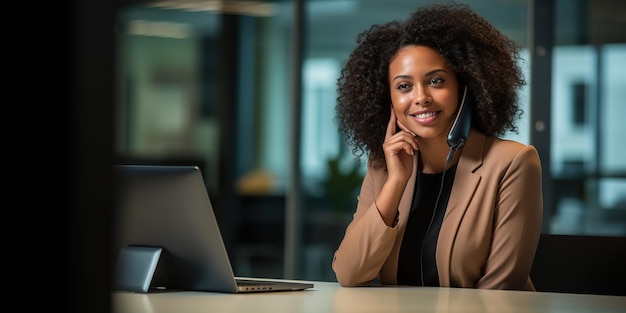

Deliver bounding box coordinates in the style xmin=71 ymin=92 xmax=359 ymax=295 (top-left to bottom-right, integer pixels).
xmin=336 ymin=3 xmax=526 ymax=163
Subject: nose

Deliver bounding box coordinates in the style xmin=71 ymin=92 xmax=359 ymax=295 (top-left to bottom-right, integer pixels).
xmin=413 ymin=86 xmax=431 ymax=106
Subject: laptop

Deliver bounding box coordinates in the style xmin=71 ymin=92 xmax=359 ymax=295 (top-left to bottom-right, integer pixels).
xmin=113 ymin=164 xmax=314 ymax=293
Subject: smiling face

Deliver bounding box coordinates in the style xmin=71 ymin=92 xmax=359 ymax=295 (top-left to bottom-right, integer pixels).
xmin=389 ymin=45 xmax=460 ymax=144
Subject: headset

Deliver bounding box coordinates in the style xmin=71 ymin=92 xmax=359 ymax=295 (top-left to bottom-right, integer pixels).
xmin=446 ymin=85 xmax=473 ymax=162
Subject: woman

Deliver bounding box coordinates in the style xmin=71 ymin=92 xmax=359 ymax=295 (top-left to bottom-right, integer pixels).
xmin=332 ymin=3 xmax=543 ymax=290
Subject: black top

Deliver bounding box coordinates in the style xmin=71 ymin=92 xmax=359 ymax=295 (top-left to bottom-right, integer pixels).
xmin=397 ymin=164 xmax=457 ymax=286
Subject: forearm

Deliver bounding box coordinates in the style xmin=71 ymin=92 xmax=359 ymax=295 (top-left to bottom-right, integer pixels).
xmin=332 ymin=204 xmax=398 ymax=286
xmin=375 ymin=176 xmax=408 ymax=227
xmin=332 ymin=168 xmax=402 ymax=286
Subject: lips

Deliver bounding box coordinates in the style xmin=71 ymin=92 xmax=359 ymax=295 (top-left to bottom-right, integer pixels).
xmin=409 ymin=110 xmax=440 ymax=124
xmin=411 ymin=111 xmax=438 ymax=119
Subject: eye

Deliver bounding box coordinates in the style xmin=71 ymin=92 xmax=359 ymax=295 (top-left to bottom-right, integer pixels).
xmin=396 ymin=82 xmax=412 ymax=91
xmin=428 ymin=77 xmax=444 ymax=86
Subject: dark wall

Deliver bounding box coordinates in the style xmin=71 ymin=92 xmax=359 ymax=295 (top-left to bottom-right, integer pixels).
xmin=66 ymin=0 xmax=133 ymax=312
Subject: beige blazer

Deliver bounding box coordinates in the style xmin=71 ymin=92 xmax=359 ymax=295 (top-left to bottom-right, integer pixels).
xmin=332 ymin=129 xmax=543 ymax=290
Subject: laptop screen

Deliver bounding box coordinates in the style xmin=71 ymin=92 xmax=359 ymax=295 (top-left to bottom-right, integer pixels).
xmin=114 ymin=165 xmax=239 ymax=292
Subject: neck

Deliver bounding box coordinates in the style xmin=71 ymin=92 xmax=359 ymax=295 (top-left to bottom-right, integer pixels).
xmin=418 ymin=145 xmax=460 ymax=174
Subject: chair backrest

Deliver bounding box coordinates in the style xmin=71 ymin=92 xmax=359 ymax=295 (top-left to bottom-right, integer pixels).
xmin=530 ymin=234 xmax=626 ymax=296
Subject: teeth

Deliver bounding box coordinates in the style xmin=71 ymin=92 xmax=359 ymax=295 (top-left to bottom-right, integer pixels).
xmin=414 ymin=111 xmax=437 ymax=119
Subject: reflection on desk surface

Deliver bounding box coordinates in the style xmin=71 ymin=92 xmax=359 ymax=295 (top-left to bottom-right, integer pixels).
xmin=112 ymin=281 xmax=626 ymax=313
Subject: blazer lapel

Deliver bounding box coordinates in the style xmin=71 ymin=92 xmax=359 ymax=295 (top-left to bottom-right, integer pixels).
xmin=436 ymin=129 xmax=484 ymax=285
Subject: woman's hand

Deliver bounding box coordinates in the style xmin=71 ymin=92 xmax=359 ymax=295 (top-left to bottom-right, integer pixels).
xmin=383 ymin=107 xmax=419 ymax=184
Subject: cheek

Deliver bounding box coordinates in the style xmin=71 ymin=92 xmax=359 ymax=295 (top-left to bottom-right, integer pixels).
xmin=390 ymin=92 xmax=412 ymax=109
xmin=391 ymin=97 xmax=411 ymax=124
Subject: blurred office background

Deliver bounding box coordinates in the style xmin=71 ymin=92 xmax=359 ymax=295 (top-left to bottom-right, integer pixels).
xmin=111 ymin=0 xmax=625 ymax=282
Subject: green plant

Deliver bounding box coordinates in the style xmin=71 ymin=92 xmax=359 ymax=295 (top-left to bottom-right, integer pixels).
xmin=321 ymin=156 xmax=364 ymax=215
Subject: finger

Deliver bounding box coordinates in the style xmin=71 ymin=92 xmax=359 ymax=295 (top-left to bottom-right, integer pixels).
xmin=385 ymin=107 xmax=397 ymax=140
xmin=386 ymin=132 xmax=419 ymax=154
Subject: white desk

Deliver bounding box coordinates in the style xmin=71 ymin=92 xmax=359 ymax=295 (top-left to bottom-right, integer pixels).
xmin=112 ymin=280 xmax=626 ymax=313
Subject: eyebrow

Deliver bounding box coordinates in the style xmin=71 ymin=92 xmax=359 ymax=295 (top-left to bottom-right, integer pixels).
xmin=392 ymin=69 xmax=449 ymax=82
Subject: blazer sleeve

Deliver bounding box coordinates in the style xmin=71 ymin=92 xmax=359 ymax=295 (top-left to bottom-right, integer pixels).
xmin=476 ymin=145 xmax=543 ymax=290
xmin=332 ymin=163 xmax=400 ymax=286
